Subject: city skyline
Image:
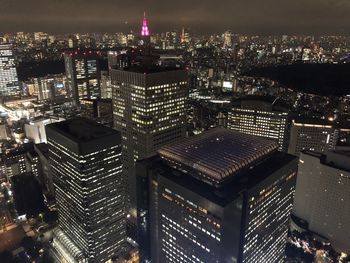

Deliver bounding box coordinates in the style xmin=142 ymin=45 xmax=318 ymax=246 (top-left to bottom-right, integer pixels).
xmin=1 ymin=8 xmax=350 ymax=263
xmin=1 ymin=0 xmax=350 ymax=34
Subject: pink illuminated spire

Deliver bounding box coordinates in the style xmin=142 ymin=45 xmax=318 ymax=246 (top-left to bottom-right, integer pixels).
xmin=141 ymin=11 xmax=150 ymax=36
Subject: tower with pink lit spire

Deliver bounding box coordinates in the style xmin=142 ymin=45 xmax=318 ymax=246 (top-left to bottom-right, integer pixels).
xmin=110 ymin=13 xmax=188 ymax=226
xmin=141 ymin=11 xmax=150 ymax=37
xmin=140 ymin=11 xmax=151 ymax=56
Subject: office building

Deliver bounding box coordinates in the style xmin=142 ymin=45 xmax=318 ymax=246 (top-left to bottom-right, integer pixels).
xmin=32 ymin=74 xmax=67 ymax=101
xmin=223 ymin=30 xmax=232 ymax=48
xmin=137 ymin=128 xmax=298 ymax=263
xmin=0 ymin=123 xmax=8 ymax=140
xmin=80 ymin=98 xmax=113 ymax=127
xmin=111 ymin=13 xmax=188 ymax=215
xmin=288 ymin=118 xmax=339 ymax=156
xmin=292 ymin=149 xmax=350 ymax=254
xmin=227 ymin=96 xmax=290 ymax=151
xmin=46 ymin=118 xmax=125 ymax=262
xmin=101 ymin=70 xmax=112 ymax=99
xmin=0 ymin=44 xmax=20 ymax=98
xmin=64 ymin=50 xmax=100 ymax=104
xmin=25 ymin=116 xmax=64 ymax=144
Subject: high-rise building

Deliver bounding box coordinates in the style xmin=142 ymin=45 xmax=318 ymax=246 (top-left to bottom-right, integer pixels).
xmin=46 ymin=118 xmax=125 ymax=262
xmin=101 ymin=70 xmax=112 ymax=99
xmin=180 ymin=27 xmax=190 ymax=44
xmin=223 ymin=30 xmax=232 ymax=48
xmin=111 ymin=13 xmax=188 ymax=215
xmin=0 ymin=44 xmax=20 ymax=98
xmin=288 ymin=118 xmax=339 ymax=156
xmin=33 ymin=74 xmax=67 ymax=101
xmin=227 ymin=96 xmax=290 ymax=152
xmin=136 ymin=128 xmax=298 ymax=263
xmin=80 ymin=98 xmax=113 ymax=127
xmin=292 ymin=149 xmax=350 ymax=254
xmin=64 ymin=50 xmax=100 ymax=104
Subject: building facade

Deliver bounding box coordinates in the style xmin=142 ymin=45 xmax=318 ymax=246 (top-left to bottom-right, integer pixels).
xmin=0 ymin=44 xmax=20 ymax=98
xmin=288 ymin=118 xmax=339 ymax=156
xmin=46 ymin=118 xmax=125 ymax=262
xmin=292 ymin=149 xmax=350 ymax=254
xmin=64 ymin=51 xmax=100 ymax=104
xmin=227 ymin=96 xmax=290 ymax=152
xmin=137 ymin=128 xmax=298 ymax=263
xmin=111 ymin=67 xmax=187 ymax=215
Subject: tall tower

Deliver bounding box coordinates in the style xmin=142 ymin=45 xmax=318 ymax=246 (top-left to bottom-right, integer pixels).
xmin=111 ymin=13 xmax=188 ymax=219
xmin=140 ymin=12 xmax=151 ymax=56
xmin=64 ymin=50 xmax=101 ymax=104
xmin=292 ymin=149 xmax=350 ymax=254
xmin=47 ymin=118 xmax=126 ymax=262
xmin=136 ymin=128 xmax=298 ymax=262
xmin=141 ymin=12 xmax=150 ymax=38
xmin=0 ymin=44 xmax=20 ymax=98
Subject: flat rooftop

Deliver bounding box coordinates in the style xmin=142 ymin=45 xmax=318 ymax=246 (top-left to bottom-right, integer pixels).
xmin=158 ymin=128 xmax=279 ymax=186
xmin=46 ymin=117 xmax=117 ymax=143
xmin=121 ymin=64 xmax=183 ymax=74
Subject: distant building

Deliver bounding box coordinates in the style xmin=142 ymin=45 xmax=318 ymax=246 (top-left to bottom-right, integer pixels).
xmin=292 ymin=149 xmax=350 ymax=254
xmin=64 ymin=51 xmax=100 ymax=104
xmin=47 ymin=118 xmax=125 ymax=262
xmin=32 ymin=74 xmax=67 ymax=101
xmin=137 ymin=128 xmax=298 ymax=263
xmin=227 ymin=96 xmax=290 ymax=151
xmin=0 ymin=44 xmax=20 ymax=98
xmin=0 ymin=123 xmax=8 ymax=140
xmin=100 ymin=70 xmax=112 ymax=99
xmin=223 ymin=30 xmax=232 ymax=48
xmin=80 ymin=98 xmax=113 ymax=127
xmin=287 ymin=118 xmax=350 ymax=156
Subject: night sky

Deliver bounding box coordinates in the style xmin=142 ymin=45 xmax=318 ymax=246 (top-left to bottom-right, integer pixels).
xmin=0 ymin=0 xmax=350 ymax=34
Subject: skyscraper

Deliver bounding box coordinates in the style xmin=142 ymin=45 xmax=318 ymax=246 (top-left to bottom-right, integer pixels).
xmin=292 ymin=149 xmax=350 ymax=254
xmin=137 ymin=128 xmax=298 ymax=263
xmin=46 ymin=118 xmax=125 ymax=262
xmin=64 ymin=50 xmax=100 ymax=104
xmin=288 ymin=118 xmax=338 ymax=156
xmin=111 ymin=13 xmax=188 ymax=215
xmin=0 ymin=44 xmax=20 ymax=98
xmin=227 ymin=96 xmax=290 ymax=152
xmin=223 ymin=30 xmax=232 ymax=48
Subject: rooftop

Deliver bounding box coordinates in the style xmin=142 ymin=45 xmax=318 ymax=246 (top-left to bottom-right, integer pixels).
xmin=232 ymin=95 xmax=290 ymax=112
xmin=123 ymin=64 xmax=182 ymax=74
xmin=46 ymin=117 xmax=117 ymax=143
xmin=141 ymin=151 xmax=296 ymax=205
xmin=158 ymin=128 xmax=279 ymax=186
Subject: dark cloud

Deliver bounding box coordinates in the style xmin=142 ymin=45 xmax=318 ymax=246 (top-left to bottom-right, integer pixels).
xmin=0 ymin=0 xmax=349 ymax=34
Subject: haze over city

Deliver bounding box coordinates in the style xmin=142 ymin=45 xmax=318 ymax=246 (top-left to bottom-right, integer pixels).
xmin=1 ymin=0 xmax=350 ymax=34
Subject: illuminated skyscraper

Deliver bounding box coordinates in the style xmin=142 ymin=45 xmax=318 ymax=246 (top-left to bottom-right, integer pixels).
xmin=64 ymin=50 xmax=100 ymax=104
xmin=0 ymin=44 xmax=20 ymax=98
xmin=180 ymin=27 xmax=190 ymax=44
xmin=137 ymin=128 xmax=298 ymax=263
xmin=47 ymin=118 xmax=125 ymax=262
xmin=227 ymin=96 xmax=290 ymax=152
xmin=292 ymin=149 xmax=350 ymax=254
xmin=141 ymin=12 xmax=150 ymax=37
xmin=111 ymin=13 xmax=188 ymax=216
xmin=223 ymin=30 xmax=232 ymax=48
xmin=288 ymin=118 xmax=340 ymax=156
